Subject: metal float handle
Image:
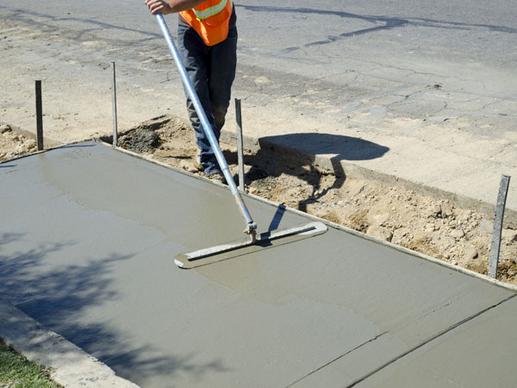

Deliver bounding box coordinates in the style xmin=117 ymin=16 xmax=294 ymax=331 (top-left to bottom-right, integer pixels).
xmin=155 ymin=14 xmax=257 ymax=238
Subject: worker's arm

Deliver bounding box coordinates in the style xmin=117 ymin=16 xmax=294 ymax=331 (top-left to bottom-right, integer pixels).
xmin=145 ymin=0 xmax=206 ymax=15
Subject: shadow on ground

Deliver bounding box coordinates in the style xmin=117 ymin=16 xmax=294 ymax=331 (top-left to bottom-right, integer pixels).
xmin=0 ymin=233 xmax=227 ymax=384
xmin=226 ymin=132 xmax=389 ymax=212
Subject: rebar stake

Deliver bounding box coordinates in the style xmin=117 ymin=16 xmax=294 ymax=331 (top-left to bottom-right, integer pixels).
xmin=35 ymin=80 xmax=44 ymax=151
xmin=235 ymin=98 xmax=245 ymax=192
xmin=488 ymin=175 xmax=511 ymax=278
xmin=111 ymin=62 xmax=119 ymax=147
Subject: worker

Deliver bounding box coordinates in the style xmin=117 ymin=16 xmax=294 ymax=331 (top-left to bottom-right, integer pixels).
xmin=146 ymin=0 xmax=237 ymax=182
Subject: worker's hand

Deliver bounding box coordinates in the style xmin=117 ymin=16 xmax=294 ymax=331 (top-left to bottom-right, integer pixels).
xmin=145 ymin=0 xmax=174 ymax=15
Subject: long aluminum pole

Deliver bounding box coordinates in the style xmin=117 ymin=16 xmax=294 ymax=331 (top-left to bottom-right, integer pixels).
xmin=155 ymin=14 xmax=257 ymax=237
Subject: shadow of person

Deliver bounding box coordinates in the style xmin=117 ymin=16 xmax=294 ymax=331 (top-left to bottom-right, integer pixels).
xmin=229 ymin=133 xmax=389 ymax=213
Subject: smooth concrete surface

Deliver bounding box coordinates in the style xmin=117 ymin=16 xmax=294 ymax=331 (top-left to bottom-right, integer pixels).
xmin=0 ymin=143 xmax=516 ymax=387
xmin=356 ymin=296 xmax=517 ymax=388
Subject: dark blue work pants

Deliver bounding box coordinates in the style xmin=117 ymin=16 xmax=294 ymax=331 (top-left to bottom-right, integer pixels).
xmin=177 ymin=11 xmax=237 ymax=174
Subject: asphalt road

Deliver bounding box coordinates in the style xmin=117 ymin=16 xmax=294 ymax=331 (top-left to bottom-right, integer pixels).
xmin=2 ymin=0 xmax=516 ymax=129
xmin=1 ymin=0 xmax=517 ymax=210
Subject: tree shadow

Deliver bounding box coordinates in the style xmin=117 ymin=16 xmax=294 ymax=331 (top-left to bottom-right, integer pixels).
xmin=0 ymin=233 xmax=228 ymax=385
xmin=225 ymin=133 xmax=388 ymax=212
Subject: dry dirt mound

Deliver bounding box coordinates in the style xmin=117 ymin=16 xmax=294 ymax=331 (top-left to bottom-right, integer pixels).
xmin=0 ymin=125 xmax=37 ymax=162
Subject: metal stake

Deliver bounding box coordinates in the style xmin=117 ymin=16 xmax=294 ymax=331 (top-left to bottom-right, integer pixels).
xmin=111 ymin=62 xmax=118 ymax=147
xmin=235 ymin=98 xmax=245 ymax=192
xmin=488 ymin=175 xmax=511 ymax=278
xmin=35 ymin=80 xmax=44 ymax=151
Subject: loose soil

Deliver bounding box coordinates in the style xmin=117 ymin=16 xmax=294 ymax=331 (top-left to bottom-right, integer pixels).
xmin=116 ymin=115 xmax=517 ymax=284
xmin=0 ymin=124 xmax=37 ymax=162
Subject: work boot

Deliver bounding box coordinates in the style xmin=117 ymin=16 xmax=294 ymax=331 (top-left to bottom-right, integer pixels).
xmin=192 ymin=155 xmax=204 ymax=172
xmin=205 ymin=170 xmax=226 ymax=185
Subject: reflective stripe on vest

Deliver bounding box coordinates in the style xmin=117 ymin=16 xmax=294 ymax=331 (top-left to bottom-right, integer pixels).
xmin=193 ymin=0 xmax=231 ymax=21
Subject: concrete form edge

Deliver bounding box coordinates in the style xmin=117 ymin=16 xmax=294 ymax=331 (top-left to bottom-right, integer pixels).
xmin=0 ymin=300 xmax=140 ymax=388
xmin=99 ymin=141 xmax=517 ymax=293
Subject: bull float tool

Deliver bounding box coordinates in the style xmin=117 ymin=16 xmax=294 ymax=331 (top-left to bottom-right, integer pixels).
xmin=155 ymin=14 xmax=327 ymax=269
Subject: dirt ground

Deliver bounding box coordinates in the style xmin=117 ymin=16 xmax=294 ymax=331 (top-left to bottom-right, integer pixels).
xmin=115 ymin=115 xmax=517 ymax=284
xmin=0 ymin=125 xmax=37 ymax=162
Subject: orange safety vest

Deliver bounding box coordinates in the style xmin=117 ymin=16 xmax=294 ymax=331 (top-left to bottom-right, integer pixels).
xmin=180 ymin=0 xmax=233 ymax=47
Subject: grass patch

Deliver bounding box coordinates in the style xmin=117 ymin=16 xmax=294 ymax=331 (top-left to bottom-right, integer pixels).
xmin=0 ymin=338 xmax=60 ymax=387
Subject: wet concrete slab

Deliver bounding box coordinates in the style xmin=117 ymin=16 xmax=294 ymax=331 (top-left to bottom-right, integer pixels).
xmin=0 ymin=142 xmax=515 ymax=387
xmin=355 ymin=296 xmax=517 ymax=388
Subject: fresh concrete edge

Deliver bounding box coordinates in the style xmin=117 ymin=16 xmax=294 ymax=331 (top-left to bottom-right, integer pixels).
xmin=0 ymin=138 xmax=97 ymax=164
xmin=220 ymin=130 xmax=517 ymax=227
xmin=0 ymin=300 xmax=140 ymax=388
xmin=99 ymin=141 xmax=517 ymax=293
